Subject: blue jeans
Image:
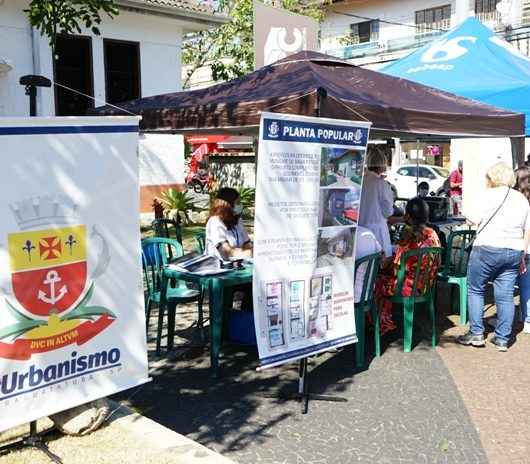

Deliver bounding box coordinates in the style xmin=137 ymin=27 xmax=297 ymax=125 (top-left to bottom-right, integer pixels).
xmin=467 ymin=246 xmax=521 ymax=343
xmin=518 ymin=255 xmax=530 ymax=324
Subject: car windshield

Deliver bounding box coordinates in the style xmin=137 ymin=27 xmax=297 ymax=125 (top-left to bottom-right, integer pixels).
xmin=432 ymin=167 xmax=449 ymax=177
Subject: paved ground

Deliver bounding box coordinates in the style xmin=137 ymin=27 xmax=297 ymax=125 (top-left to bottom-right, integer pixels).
xmin=438 ymin=305 xmax=530 ymax=464
xmin=115 ymin=282 xmax=503 ymax=464
xmin=0 ymin=401 xmax=236 ymax=464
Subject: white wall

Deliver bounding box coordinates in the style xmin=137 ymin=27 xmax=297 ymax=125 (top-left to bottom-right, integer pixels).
xmin=321 ymin=0 xmax=461 ymax=51
xmin=0 ymin=0 xmax=184 ymax=116
xmin=0 ymin=0 xmax=34 ymax=116
xmin=451 ymin=138 xmax=512 ymax=217
xmin=320 ymin=0 xmax=520 ymax=65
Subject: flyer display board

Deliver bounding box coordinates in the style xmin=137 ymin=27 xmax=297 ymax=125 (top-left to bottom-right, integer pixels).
xmin=0 ymin=117 xmax=149 ymax=431
xmin=253 ymin=112 xmax=371 ymax=369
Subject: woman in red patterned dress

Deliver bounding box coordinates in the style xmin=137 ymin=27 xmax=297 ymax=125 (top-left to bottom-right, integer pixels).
xmin=375 ymin=197 xmax=441 ymax=334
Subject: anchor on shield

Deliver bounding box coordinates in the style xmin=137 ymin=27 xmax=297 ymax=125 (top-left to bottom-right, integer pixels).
xmin=9 ymin=227 xmax=87 ymax=318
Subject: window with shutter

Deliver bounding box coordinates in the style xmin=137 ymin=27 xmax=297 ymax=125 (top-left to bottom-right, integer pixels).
xmin=415 ymin=5 xmax=451 ymax=33
xmin=350 ymin=20 xmax=378 ymax=44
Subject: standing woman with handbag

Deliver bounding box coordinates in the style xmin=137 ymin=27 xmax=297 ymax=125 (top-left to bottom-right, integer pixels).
xmin=457 ymin=162 xmax=530 ymax=351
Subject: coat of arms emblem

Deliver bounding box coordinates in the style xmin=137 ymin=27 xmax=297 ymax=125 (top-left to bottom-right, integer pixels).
xmin=0 ymin=194 xmax=115 ymax=360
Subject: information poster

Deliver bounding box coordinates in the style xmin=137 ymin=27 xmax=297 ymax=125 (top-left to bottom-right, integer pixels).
xmin=253 ymin=112 xmax=371 ymax=369
xmin=0 ymin=117 xmax=149 ymax=431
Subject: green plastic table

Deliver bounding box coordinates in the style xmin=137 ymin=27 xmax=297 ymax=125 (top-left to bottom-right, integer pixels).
xmin=159 ymin=263 xmax=253 ymax=378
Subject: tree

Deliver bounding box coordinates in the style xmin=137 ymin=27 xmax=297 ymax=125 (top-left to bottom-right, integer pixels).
xmin=182 ymin=0 xmax=329 ymax=88
xmin=25 ymin=0 xmax=119 ymax=55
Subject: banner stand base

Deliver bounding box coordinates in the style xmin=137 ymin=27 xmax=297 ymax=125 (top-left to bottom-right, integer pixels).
xmin=0 ymin=421 xmax=63 ymax=464
xmin=263 ymin=357 xmax=348 ymax=414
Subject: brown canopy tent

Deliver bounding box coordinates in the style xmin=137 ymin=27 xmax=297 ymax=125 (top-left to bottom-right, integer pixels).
xmin=92 ymin=51 xmax=525 ymax=162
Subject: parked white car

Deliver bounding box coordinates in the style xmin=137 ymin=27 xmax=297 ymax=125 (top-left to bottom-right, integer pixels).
xmin=385 ymin=164 xmax=449 ymax=199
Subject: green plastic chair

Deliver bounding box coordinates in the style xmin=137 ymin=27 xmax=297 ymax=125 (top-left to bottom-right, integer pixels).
xmin=437 ymin=230 xmax=476 ymax=325
xmin=194 ymin=230 xmax=206 ymax=254
xmin=141 ymin=237 xmax=203 ymax=353
xmin=354 ymin=252 xmax=383 ymax=368
xmin=152 ymin=218 xmax=183 ymax=246
xmin=390 ymin=247 xmax=443 ymax=353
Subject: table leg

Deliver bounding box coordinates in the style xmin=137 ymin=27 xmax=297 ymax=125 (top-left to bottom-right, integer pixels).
xmin=210 ymin=278 xmax=224 ymax=379
xmin=167 ymin=300 xmax=176 ymax=352
xmin=157 ymin=273 xmax=169 ymax=356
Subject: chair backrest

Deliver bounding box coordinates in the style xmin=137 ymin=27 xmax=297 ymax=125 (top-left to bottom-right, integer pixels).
xmin=442 ymin=230 xmax=476 ymax=277
xmin=141 ymin=237 xmax=185 ymax=293
xmin=354 ymin=252 xmax=382 ymax=307
xmin=194 ymin=231 xmax=206 ymax=254
xmin=151 ymin=218 xmax=183 ymax=245
xmin=395 ymin=247 xmax=443 ymax=298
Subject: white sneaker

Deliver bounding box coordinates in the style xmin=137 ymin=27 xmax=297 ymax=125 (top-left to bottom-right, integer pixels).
xmin=523 ymin=322 xmax=530 ymax=334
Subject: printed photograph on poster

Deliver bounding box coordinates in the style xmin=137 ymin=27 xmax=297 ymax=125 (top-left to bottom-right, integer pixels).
xmin=288 ymin=280 xmax=305 ymax=342
xmin=316 ymin=227 xmax=355 ymax=268
xmin=320 ymin=147 xmax=364 ymax=188
xmin=307 ymin=274 xmax=333 ymax=339
xmin=265 ymin=281 xmax=285 ymax=348
xmin=318 ymin=188 xmax=360 ymax=227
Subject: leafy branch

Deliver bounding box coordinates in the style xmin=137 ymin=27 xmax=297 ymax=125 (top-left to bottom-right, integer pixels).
xmin=182 ymin=0 xmax=331 ymax=87
xmin=24 ymin=0 xmax=119 ymax=55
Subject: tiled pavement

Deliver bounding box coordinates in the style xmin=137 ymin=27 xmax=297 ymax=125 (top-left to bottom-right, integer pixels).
xmin=114 ymin=281 xmax=530 ymax=464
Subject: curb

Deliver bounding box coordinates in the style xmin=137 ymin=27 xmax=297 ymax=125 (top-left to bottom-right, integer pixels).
xmin=107 ymin=400 xmax=236 ymax=464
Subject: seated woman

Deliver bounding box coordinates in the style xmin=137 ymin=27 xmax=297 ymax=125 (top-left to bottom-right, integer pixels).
xmin=206 ymin=187 xmax=253 ymax=260
xmin=375 ymin=197 xmax=441 ymax=334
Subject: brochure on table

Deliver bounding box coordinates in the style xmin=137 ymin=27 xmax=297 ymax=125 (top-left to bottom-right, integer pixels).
xmin=253 ymin=112 xmax=371 ymax=369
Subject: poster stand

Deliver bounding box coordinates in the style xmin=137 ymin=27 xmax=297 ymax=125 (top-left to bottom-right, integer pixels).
xmin=258 ymin=88 xmax=359 ymax=414
xmin=0 ymin=421 xmax=63 ymax=463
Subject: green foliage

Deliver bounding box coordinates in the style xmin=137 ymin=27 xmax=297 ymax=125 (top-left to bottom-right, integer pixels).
xmin=182 ymin=0 xmax=330 ymax=87
xmin=235 ymin=186 xmax=255 ymax=210
xmin=236 ymin=186 xmax=255 ymax=219
xmin=158 ymin=189 xmax=202 ymax=224
xmin=25 ymin=0 xmax=119 ymax=54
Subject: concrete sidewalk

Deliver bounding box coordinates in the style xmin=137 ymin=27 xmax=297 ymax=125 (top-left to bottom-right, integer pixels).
xmin=0 ymin=401 xmax=236 ymax=464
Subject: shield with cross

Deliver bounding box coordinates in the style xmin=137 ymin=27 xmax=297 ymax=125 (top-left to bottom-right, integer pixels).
xmin=8 ymin=226 xmax=87 ymax=318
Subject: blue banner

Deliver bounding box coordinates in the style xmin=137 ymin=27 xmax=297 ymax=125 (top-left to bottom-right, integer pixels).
xmin=263 ymin=117 xmax=369 ymax=147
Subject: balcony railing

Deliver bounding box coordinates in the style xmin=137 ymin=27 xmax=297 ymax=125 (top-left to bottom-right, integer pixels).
xmin=322 ymin=30 xmax=444 ymax=60
xmin=475 ymin=10 xmax=501 ymax=24
xmin=415 ymin=18 xmax=451 ymax=34
xmin=386 ymin=30 xmax=444 ymax=53
xmin=324 ymin=40 xmax=382 ymax=60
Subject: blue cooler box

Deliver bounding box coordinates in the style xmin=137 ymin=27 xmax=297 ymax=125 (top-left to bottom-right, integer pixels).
xmin=227 ymin=310 xmax=257 ymax=345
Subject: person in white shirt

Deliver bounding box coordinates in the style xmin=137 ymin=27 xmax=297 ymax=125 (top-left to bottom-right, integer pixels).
xmin=457 ymin=162 xmax=530 ymax=351
xmin=359 ymin=146 xmax=394 ymax=257
xmin=354 ymin=226 xmax=382 ymax=303
xmin=205 ymin=187 xmax=252 ymax=260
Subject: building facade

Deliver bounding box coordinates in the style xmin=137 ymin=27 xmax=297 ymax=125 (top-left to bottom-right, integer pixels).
xmin=0 ymin=0 xmax=226 ymax=214
xmin=0 ymin=0 xmax=225 ymax=116
xmin=321 ymin=0 xmax=530 ymax=69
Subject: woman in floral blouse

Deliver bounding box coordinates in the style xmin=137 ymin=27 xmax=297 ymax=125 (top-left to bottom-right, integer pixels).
xmin=375 ymin=197 xmax=441 ymax=334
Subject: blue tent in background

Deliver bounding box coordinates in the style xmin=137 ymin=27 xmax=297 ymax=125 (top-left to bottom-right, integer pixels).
xmin=382 ymin=17 xmax=530 ymax=135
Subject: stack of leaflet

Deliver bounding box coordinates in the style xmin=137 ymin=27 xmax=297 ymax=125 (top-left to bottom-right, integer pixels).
xmin=168 ymin=253 xmax=231 ymax=276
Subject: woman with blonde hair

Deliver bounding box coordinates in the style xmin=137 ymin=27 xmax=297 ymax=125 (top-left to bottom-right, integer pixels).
xmin=206 ymin=187 xmax=252 ymax=260
xmin=458 ymin=162 xmax=530 ymax=351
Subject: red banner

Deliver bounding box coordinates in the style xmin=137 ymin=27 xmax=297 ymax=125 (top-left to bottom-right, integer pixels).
xmin=0 ymin=315 xmax=115 ymax=360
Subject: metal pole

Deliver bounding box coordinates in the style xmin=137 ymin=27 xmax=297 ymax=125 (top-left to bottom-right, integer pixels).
xmin=416 ymin=139 xmax=420 ymax=196
xmin=28 ymin=86 xmax=37 ymax=117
